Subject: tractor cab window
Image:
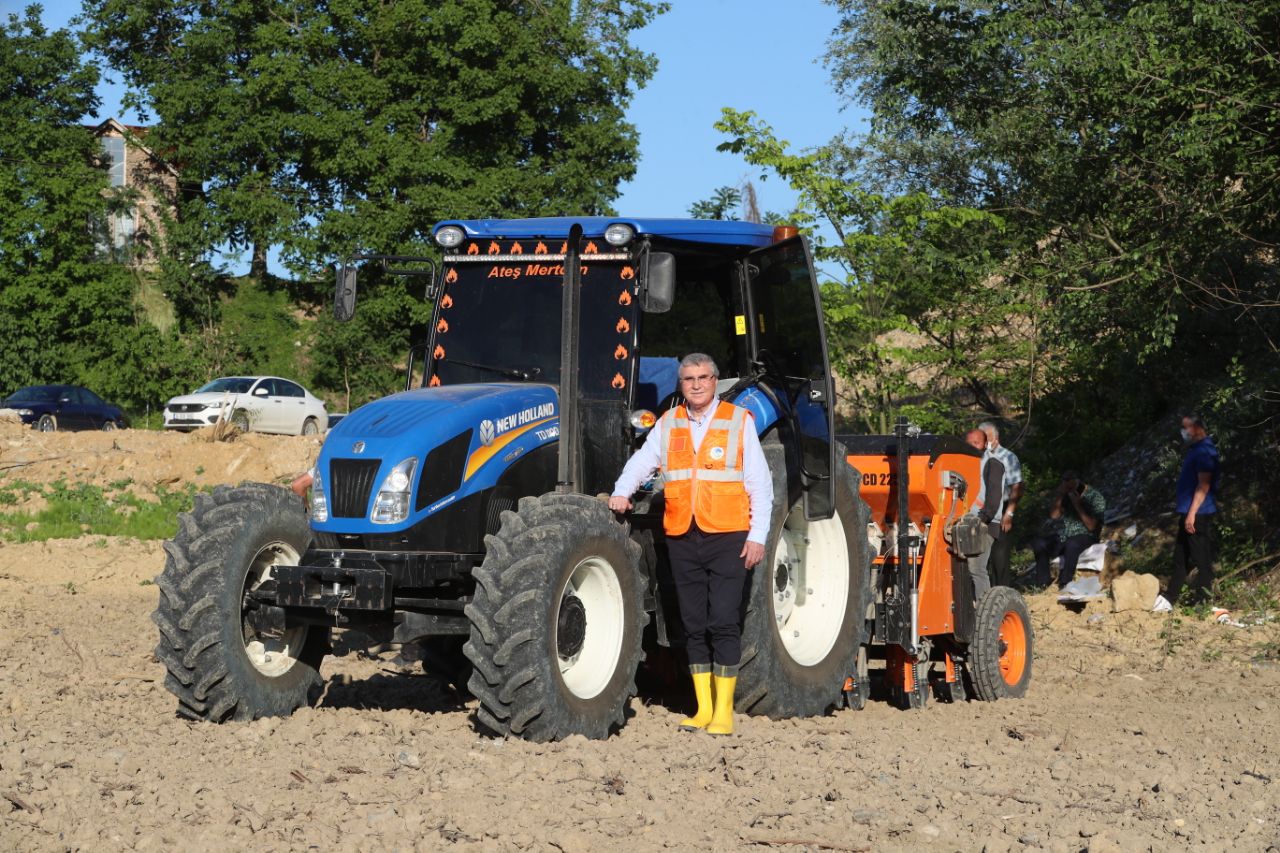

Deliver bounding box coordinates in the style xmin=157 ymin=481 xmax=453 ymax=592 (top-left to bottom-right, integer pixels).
xmin=635 ymin=261 xmax=742 ymax=411
xmin=430 ymin=250 xmax=638 ymax=400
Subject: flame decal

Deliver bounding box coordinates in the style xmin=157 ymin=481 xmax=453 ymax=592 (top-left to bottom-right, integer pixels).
xmin=441 ymin=293 xmax=454 ymax=309
xmin=534 ymin=242 xmax=548 ymax=255
xmin=616 ymin=317 xmax=630 ymax=334
xmin=559 ymin=242 xmax=568 ymax=254
xmin=611 ymin=373 xmax=626 ymax=390
xmin=614 ymin=344 xmax=628 ymax=360
xmin=584 ymin=241 xmax=599 ymax=254
xmin=436 ymin=318 xmax=449 ymax=333
xmin=429 ymin=375 xmax=441 ymax=387
xmin=618 ymin=290 xmax=632 ymax=306
xmin=433 ymin=344 xmax=445 ymax=360
xmin=487 ymin=241 xmax=501 ymax=255
xmin=444 ymin=267 xmax=458 ymax=284
xmin=511 ymin=241 xmax=523 ymax=254
xmin=620 ymin=266 xmax=635 ymax=280
xmin=466 ymin=243 xmax=480 ymax=256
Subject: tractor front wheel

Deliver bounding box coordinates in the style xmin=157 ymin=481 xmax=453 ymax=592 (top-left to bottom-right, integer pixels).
xmin=969 ymin=587 xmax=1033 ymax=700
xmin=464 ymin=493 xmax=646 ymax=741
xmin=152 ymin=483 xmax=327 ymax=721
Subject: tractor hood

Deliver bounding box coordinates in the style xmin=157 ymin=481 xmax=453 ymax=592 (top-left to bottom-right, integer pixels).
xmin=314 ymin=383 xmax=560 ymax=532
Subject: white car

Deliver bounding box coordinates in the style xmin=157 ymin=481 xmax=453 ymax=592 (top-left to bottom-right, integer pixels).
xmin=164 ymin=376 xmax=329 ymax=435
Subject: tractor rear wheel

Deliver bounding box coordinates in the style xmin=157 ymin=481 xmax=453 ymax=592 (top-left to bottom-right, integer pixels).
xmin=969 ymin=587 xmax=1033 ymax=700
xmin=152 ymin=483 xmax=327 ymax=721
xmin=738 ymin=448 xmax=873 ymax=718
xmin=464 ymin=493 xmax=646 ymax=741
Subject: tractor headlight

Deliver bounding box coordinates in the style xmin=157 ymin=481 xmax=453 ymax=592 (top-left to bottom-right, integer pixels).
xmin=629 ymin=409 xmax=656 ymax=433
xmin=310 ymin=466 xmax=329 ymax=523
xmin=435 ymin=226 xmax=465 ymax=249
xmin=371 ymin=457 xmax=418 ymax=524
xmin=604 ymin=223 xmax=635 ymax=247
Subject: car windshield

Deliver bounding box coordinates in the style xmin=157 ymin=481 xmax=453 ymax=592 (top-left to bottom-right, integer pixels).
xmin=5 ymin=386 xmax=61 ymax=403
xmin=430 ymin=247 xmax=638 ymax=398
xmin=196 ymin=377 xmax=256 ymax=394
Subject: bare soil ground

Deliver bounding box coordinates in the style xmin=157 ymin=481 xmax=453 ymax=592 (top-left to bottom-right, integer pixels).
xmin=1 ymin=424 xmax=1278 ymax=852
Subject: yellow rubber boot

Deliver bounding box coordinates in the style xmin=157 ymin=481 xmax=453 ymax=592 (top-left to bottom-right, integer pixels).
xmin=706 ymin=672 xmax=737 ymax=735
xmin=678 ymin=668 xmax=714 ymax=730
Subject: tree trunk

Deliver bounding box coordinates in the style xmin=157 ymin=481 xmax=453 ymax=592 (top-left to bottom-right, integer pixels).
xmin=250 ymin=241 xmax=269 ymax=281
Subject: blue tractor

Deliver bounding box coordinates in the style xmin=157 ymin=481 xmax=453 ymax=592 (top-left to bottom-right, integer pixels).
xmin=153 ymin=218 xmax=875 ymax=740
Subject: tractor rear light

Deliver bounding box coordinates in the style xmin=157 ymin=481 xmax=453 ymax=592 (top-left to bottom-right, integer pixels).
xmin=629 ymin=409 xmax=656 ymax=432
xmin=371 ymin=457 xmax=418 ymax=524
xmin=310 ymin=466 xmax=329 ymax=523
xmin=435 ymin=226 xmax=465 ymax=249
xmin=604 ymin=223 xmax=635 ymax=247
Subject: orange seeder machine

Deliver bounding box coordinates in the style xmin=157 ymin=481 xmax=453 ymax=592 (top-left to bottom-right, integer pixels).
xmin=840 ymin=418 xmax=1032 ymax=709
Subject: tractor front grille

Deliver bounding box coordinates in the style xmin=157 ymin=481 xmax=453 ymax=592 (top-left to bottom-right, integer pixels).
xmin=329 ymin=458 xmax=381 ymax=518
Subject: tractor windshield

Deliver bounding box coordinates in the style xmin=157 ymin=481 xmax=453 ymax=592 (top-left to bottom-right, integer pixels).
xmin=429 ymin=250 xmax=638 ymax=399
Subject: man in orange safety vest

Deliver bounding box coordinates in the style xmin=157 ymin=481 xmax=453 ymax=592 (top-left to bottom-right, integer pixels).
xmin=609 ymin=353 xmax=773 ymax=735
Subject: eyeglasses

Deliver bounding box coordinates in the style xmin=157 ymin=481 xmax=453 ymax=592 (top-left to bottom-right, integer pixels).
xmin=679 ymin=373 xmax=715 ymax=385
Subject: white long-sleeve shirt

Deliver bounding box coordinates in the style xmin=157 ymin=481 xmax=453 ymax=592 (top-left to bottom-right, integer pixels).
xmin=612 ymin=405 xmax=774 ymax=544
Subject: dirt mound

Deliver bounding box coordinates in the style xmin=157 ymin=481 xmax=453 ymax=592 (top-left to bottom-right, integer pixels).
xmin=0 ymin=421 xmax=320 ymax=499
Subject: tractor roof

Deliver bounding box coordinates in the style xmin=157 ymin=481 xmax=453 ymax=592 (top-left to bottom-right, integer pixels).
xmin=433 ymin=217 xmax=777 ymax=249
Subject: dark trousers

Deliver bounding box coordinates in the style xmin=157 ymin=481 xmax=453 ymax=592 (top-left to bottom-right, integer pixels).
xmin=1030 ymin=532 xmax=1095 ymax=588
xmin=989 ymin=533 xmax=1014 ymax=588
xmin=1167 ymin=514 xmax=1215 ymax=605
xmin=666 ymin=524 xmax=750 ymax=667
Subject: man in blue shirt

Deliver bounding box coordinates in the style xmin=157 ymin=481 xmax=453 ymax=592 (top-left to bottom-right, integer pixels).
xmin=1167 ymin=414 xmax=1221 ymax=605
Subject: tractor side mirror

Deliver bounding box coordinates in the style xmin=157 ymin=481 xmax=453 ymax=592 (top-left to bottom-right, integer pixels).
xmin=641 ymin=252 xmax=675 ymax=313
xmin=335 ymin=264 xmax=358 ymax=322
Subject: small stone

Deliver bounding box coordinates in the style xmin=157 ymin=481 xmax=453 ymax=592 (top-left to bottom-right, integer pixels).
xmin=1018 ymin=833 xmax=1041 ymax=846
xmin=395 ymin=750 xmax=420 ymax=769
xmin=919 ymin=825 xmax=940 ymax=839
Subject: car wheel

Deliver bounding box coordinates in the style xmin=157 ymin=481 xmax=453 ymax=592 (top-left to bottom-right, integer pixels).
xmin=231 ymin=410 xmax=250 ymax=434
xmin=37 ymin=414 xmax=56 ymax=432
xmin=102 ymin=420 xmax=117 ymax=432
xmin=301 ymin=417 xmax=319 ymax=436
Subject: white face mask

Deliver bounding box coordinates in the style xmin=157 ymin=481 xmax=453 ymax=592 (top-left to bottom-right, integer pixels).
xmin=1180 ymin=428 xmax=1193 ymax=443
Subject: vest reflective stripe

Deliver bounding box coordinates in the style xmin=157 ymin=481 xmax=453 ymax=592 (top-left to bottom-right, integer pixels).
xmin=660 ymin=401 xmax=751 ymax=536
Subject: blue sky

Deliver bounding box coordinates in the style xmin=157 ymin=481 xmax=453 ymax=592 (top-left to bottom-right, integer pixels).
xmin=21 ymin=0 xmax=867 ymax=271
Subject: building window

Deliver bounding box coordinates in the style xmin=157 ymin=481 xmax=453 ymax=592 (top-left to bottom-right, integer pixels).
xmin=103 ymin=135 xmax=125 ymax=187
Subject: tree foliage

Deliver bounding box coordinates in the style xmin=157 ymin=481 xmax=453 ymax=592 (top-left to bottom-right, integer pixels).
xmin=827 ymin=0 xmax=1280 ymax=353
xmin=0 ymin=7 xmax=186 ymax=409
xmin=83 ymin=0 xmax=667 ymax=278
xmin=716 ymin=110 xmax=1020 ymax=433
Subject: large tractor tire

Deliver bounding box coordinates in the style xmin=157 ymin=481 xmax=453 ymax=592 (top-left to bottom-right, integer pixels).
xmin=464 ymin=493 xmax=646 ymax=741
xmin=969 ymin=586 xmax=1033 ymax=700
xmin=738 ymin=446 xmax=873 ymax=718
xmin=153 ymin=483 xmax=327 ymax=722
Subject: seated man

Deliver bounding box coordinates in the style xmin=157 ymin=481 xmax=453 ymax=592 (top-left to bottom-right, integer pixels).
xmin=1028 ymin=471 xmax=1105 ymax=589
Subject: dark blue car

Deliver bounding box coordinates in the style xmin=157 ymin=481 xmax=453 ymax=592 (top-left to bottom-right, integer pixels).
xmin=2 ymin=385 xmax=129 ymax=432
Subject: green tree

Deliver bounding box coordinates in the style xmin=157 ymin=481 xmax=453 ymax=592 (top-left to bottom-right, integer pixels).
xmin=689 ymin=186 xmax=742 ymax=219
xmin=716 ymin=110 xmax=1019 ymax=433
xmin=83 ymin=0 xmax=668 ymax=279
xmin=0 ymin=7 xmax=146 ymax=401
xmin=826 ymin=0 xmax=1280 ymax=355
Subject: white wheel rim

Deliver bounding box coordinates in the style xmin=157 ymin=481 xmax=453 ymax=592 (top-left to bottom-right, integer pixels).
xmin=556 ymin=555 xmax=625 ymax=700
xmin=772 ymin=505 xmax=850 ymax=666
xmin=241 ymin=541 xmax=307 ymax=677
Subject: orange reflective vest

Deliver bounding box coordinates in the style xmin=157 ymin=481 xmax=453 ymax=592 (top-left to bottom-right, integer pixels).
xmin=660 ymin=401 xmax=751 ymax=536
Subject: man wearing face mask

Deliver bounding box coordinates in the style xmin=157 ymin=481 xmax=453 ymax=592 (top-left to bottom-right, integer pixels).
xmin=1167 ymin=414 xmax=1221 ymax=605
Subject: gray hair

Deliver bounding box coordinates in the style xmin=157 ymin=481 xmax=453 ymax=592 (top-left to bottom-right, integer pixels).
xmin=679 ymin=353 xmax=719 ymax=378
xmin=978 ymin=421 xmax=1000 ymax=440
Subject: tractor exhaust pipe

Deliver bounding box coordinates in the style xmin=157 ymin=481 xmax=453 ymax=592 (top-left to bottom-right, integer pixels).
xmin=556 ymin=223 xmax=584 ymax=494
